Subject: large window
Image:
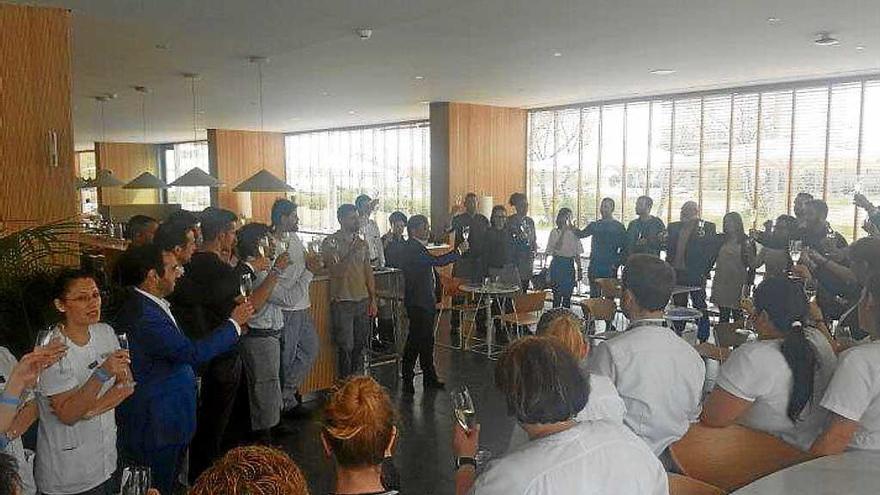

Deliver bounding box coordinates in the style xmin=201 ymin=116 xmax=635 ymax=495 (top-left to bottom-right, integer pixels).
xmin=75 ymin=151 xmax=98 ymax=214
xmin=162 ymin=141 xmax=211 ymax=211
xmin=528 ymin=77 xmax=880 ymax=247
xmin=285 ymin=122 xmax=430 ymax=232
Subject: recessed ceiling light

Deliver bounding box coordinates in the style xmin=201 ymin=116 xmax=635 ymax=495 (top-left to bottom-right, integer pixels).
xmin=420 ymin=100 xmax=431 ymax=105
xmin=321 ymin=91 xmax=330 ymax=97
xmin=766 ymin=17 xmax=781 ymax=25
xmin=414 ymin=75 xmax=425 ymax=80
xmin=553 ymin=51 xmax=563 ymax=57
xmin=348 ymin=110 xmax=357 ymax=115
xmin=649 ymin=69 xmax=677 ymax=75
xmin=814 ymin=33 xmax=840 ymax=46
xmin=856 ymin=45 xmax=866 ymax=51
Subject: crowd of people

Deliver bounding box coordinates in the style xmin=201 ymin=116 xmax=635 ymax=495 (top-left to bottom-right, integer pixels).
xmin=1 ymin=187 xmax=880 ymax=494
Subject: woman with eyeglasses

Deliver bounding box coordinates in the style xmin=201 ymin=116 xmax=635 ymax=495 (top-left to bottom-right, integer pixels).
xmin=35 ymin=269 xmax=133 ymax=494
xmin=701 ymin=277 xmax=837 ymax=451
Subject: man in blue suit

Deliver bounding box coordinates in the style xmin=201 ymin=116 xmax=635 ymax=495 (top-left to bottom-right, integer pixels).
xmin=115 ymin=244 xmax=253 ymax=494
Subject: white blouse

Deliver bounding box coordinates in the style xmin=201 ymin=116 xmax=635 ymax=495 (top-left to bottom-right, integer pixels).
xmin=820 ymin=341 xmax=880 ymax=451
xmin=35 ymin=323 xmax=119 ymax=494
xmin=0 ymin=347 xmax=36 ymax=495
xmin=716 ymin=327 xmax=837 ymax=450
xmin=546 ymin=228 xmax=584 ymax=259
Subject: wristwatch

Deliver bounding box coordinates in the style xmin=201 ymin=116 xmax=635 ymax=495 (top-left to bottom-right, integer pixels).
xmin=454 ymin=456 xmax=477 ymax=471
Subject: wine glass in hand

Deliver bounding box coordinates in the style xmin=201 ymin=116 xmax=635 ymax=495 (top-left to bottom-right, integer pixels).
xmin=239 ymin=273 xmax=254 ymax=300
xmin=451 ymin=385 xmax=477 ymax=432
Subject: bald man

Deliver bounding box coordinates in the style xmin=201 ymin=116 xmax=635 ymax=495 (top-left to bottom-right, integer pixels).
xmin=665 ymin=201 xmax=717 ymax=342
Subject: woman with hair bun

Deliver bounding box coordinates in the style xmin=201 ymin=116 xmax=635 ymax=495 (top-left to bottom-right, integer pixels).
xmin=322 ymin=376 xmax=399 ymax=495
xmin=701 ymin=277 xmax=838 ymax=451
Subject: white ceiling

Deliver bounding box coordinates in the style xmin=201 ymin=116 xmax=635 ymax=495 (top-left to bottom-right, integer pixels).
xmin=14 ymin=0 xmax=880 ymax=150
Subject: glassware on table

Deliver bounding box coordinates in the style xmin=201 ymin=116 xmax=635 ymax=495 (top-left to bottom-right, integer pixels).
xmin=120 ymin=465 xmax=152 ymax=495
xmin=239 ymin=273 xmax=254 ymax=299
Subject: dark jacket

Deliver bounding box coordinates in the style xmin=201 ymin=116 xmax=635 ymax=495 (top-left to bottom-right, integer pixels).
xmin=389 ymin=239 xmax=459 ymax=311
xmin=482 ymin=228 xmax=517 ymax=269
xmin=626 ymin=216 xmax=666 ymax=257
xmin=451 ymin=212 xmax=490 ymax=259
xmin=666 ymin=220 xmax=718 ymax=285
xmin=116 ymin=290 xmax=239 ymax=453
xmin=169 ymin=251 xmax=240 ymax=341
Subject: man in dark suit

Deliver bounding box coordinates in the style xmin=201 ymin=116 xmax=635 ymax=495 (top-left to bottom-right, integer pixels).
xmin=115 ymin=244 xmax=253 ymax=495
xmin=389 ymin=215 xmax=466 ymax=394
xmin=666 ymin=201 xmax=717 ymax=342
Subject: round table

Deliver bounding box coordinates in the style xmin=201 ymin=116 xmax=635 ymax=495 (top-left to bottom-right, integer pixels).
xmin=459 ymin=283 xmax=521 ymax=358
xmin=731 ymin=451 xmax=880 ymax=494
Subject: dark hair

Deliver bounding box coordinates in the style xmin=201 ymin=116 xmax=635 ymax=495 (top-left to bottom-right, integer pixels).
xmin=795 ymin=192 xmax=814 ymax=201
xmin=165 ymin=209 xmax=200 ymax=230
xmin=464 ymin=192 xmax=478 ymax=201
xmin=722 ymin=211 xmax=746 ymax=242
xmin=637 ymin=195 xmax=654 ymax=208
xmin=495 ymin=336 xmax=588 ymax=424
xmin=776 ymin=214 xmax=797 ymax=229
xmin=555 ymin=208 xmax=572 ymax=228
xmin=753 ymin=277 xmax=815 ymax=422
xmin=600 ymin=197 xmax=615 ymax=209
xmin=0 ymin=453 xmax=20 ymax=495
xmin=849 ymin=237 xmax=880 ymax=274
xmin=126 ymin=215 xmax=157 ymax=241
xmin=508 ymin=192 xmax=527 ymax=207
xmin=388 ymin=211 xmax=407 ymax=225
xmin=153 ymin=221 xmax=192 ymax=252
xmin=805 ymin=199 xmax=829 ymax=220
xmin=52 ymin=268 xmax=98 ymax=300
xmin=355 ymin=194 xmax=372 ymax=209
xmin=406 ymin=215 xmax=429 ymax=233
xmin=536 ymin=308 xmax=576 ymax=334
xmin=123 ymin=244 xmax=167 ymax=286
xmin=201 ymin=208 xmax=238 ymax=242
xmin=237 ymin=223 xmax=271 ymax=260
xmin=271 ymin=199 xmax=297 ymax=228
xmin=491 ymin=205 xmax=506 ymax=217
xmin=337 ymin=203 xmax=357 ymax=222
xmin=621 ymin=254 xmax=675 ymax=311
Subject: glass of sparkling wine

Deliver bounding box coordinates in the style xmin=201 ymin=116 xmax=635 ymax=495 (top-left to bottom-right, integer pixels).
xmin=240 ymin=273 xmax=254 ymax=299
xmin=451 ymin=385 xmax=476 ymax=432
xmin=462 ymin=226 xmax=470 ymax=242
xmin=789 ymin=240 xmax=803 ymax=264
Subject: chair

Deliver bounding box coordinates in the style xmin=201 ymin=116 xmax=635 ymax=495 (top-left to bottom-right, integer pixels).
xmin=579 ymin=297 xmax=617 ymax=335
xmin=669 ymin=423 xmax=808 ymax=493
xmin=667 ymin=474 xmax=725 ymax=495
xmin=595 ymin=277 xmax=623 ymax=299
xmin=713 ymin=321 xmax=749 ymax=349
xmin=434 ymin=275 xmax=485 ymax=349
xmin=497 ymin=291 xmax=547 ymax=340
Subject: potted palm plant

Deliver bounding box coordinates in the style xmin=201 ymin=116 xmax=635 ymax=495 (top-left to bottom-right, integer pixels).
xmin=0 ymin=219 xmax=86 ymax=356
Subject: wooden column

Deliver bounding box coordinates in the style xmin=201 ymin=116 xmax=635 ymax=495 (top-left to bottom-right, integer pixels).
xmin=429 ymin=102 xmax=528 ymax=237
xmin=208 ymin=129 xmax=286 ymax=223
xmin=0 ymin=4 xmax=76 ymax=228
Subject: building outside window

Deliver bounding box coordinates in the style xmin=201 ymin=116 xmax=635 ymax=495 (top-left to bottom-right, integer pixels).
xmin=75 ymin=150 xmax=98 ymax=214
xmin=161 ymin=141 xmax=212 ymax=211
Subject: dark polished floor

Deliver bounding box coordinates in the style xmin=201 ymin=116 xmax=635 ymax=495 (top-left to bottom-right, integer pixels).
xmin=274 ymin=315 xmax=516 ymax=495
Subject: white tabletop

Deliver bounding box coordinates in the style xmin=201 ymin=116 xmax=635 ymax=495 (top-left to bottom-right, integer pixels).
xmin=459 ymin=283 xmax=520 ymax=295
xmin=731 ymin=451 xmax=880 ymax=495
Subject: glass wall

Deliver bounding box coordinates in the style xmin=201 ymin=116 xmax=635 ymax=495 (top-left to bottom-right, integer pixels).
xmin=285 ymin=122 xmax=430 ymax=232
xmin=162 ymin=141 xmax=212 ymax=211
xmin=76 ymin=151 xmax=98 ymax=214
xmin=527 ymin=77 xmax=880 ymax=248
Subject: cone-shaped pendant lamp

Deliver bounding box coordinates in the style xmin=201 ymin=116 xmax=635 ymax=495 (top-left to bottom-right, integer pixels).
xmin=91 ymin=169 xmax=125 ymax=188
xmin=169 ymin=167 xmax=224 ymax=187
xmin=233 ymin=169 xmax=293 ymax=192
xmin=123 ymin=171 xmax=169 ymax=189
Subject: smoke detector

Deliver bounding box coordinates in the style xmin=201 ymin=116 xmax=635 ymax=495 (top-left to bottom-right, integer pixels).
xmin=356 ymin=28 xmax=373 ymax=40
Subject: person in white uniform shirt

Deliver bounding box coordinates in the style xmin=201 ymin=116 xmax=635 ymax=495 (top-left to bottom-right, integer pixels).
xmin=701 ymin=277 xmax=837 ymax=451
xmin=36 ymin=269 xmax=133 ymax=495
xmin=269 ymin=199 xmax=320 ymax=412
xmin=356 ymin=194 xmax=385 ymax=268
xmin=508 ymin=309 xmax=625 ymax=451
xmin=0 ymin=344 xmax=66 ymax=495
xmin=454 ymin=336 xmax=666 ymax=495
xmin=545 ymin=208 xmax=583 ymax=309
xmin=587 ymin=254 xmax=706 ymax=457
xmin=811 ymin=274 xmax=880 ymax=455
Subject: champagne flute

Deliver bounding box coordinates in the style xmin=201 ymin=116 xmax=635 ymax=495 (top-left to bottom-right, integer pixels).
xmin=789 ymin=240 xmax=803 ymax=264
xmin=121 ymin=466 xmax=152 ymax=495
xmin=462 ymin=225 xmax=470 ymax=242
xmin=116 ymin=333 xmax=136 ymax=388
xmin=451 ymin=385 xmax=477 ymax=432
xmin=239 ymin=273 xmax=254 ymax=300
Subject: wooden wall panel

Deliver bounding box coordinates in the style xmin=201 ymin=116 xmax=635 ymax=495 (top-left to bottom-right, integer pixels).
xmin=429 ymin=102 xmax=527 ymax=236
xmin=0 ymin=4 xmax=77 ymax=228
xmin=208 ymin=129 xmax=286 ymax=223
xmin=301 ymin=278 xmax=337 ymax=393
xmin=94 ymin=142 xmax=160 ymax=205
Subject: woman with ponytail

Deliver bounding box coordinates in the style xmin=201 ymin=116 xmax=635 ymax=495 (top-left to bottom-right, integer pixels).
xmin=701 ymin=277 xmax=838 ymax=450
xmin=322 ymin=376 xmax=399 ymax=495
xmin=811 ymin=274 xmax=880 ymax=455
